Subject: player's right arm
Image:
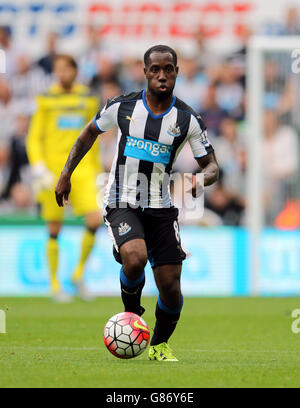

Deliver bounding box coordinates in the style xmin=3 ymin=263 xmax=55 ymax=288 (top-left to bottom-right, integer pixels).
xmin=55 ymin=99 xmax=118 ymax=207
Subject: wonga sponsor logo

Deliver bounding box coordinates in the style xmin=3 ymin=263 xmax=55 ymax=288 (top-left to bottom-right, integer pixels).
xmin=124 ymin=136 xmax=173 ymax=164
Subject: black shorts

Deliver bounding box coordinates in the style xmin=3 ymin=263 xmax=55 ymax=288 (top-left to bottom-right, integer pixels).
xmin=103 ymin=206 xmax=187 ymax=268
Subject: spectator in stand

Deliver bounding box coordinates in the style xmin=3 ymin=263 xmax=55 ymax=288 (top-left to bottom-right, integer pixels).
xmin=200 ymin=84 xmax=228 ymax=138
xmin=120 ymin=58 xmax=147 ymax=94
xmin=80 ymin=25 xmax=122 ymax=88
xmin=283 ymin=6 xmax=300 ymax=35
xmin=11 ymin=54 xmax=50 ymax=114
xmin=264 ymin=59 xmax=295 ymax=118
xmin=37 ymin=32 xmax=58 ymax=75
xmin=1 ymin=114 xmax=31 ymax=204
xmin=0 ymin=26 xmax=21 ymax=78
xmin=0 ymin=142 xmax=10 ymax=204
xmin=263 ymin=5 xmax=300 ymax=36
xmin=263 ymin=109 xmax=299 ymax=223
xmin=175 ymin=54 xmax=208 ymax=112
xmin=204 ymin=171 xmax=245 ymax=226
xmin=89 ymin=54 xmax=120 ymax=95
xmin=213 ymin=118 xmax=245 ymax=197
xmin=0 ymin=79 xmax=18 ymax=144
xmin=79 ymin=25 xmax=121 ymax=82
xmin=228 ymin=25 xmax=253 ymax=88
xmin=78 ymin=25 xmax=102 ymax=84
xmin=263 ymin=110 xmax=299 ymax=179
xmin=99 ymin=80 xmax=121 ymax=110
xmin=215 ymin=62 xmax=244 ymax=120
xmin=9 ymin=182 xmax=32 ymax=211
xmin=193 ymin=25 xmax=220 ymax=70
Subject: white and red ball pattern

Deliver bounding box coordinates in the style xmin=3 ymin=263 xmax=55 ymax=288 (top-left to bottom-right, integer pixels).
xmin=103 ymin=312 xmax=150 ymax=359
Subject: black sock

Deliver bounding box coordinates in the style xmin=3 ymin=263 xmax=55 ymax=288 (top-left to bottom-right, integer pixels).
xmin=150 ymin=297 xmax=183 ymax=346
xmin=120 ymin=267 xmax=145 ymax=316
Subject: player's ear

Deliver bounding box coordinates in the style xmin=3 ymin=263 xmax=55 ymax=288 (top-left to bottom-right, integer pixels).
xmin=175 ymin=66 xmax=179 ymax=76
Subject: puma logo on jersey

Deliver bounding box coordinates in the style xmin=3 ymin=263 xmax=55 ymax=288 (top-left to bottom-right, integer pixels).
xmin=126 ymin=115 xmax=135 ymax=124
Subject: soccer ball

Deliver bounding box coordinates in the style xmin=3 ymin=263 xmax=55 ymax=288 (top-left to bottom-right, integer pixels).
xmin=103 ymin=312 xmax=150 ymax=359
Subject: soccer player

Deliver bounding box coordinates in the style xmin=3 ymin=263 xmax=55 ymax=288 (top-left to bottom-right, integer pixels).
xmin=55 ymin=45 xmax=219 ymax=359
xmin=27 ymin=54 xmax=102 ymax=302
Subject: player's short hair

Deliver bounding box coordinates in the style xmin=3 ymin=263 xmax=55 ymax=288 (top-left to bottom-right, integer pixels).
xmin=144 ymin=45 xmax=177 ymax=68
xmin=54 ymin=54 xmax=78 ymax=70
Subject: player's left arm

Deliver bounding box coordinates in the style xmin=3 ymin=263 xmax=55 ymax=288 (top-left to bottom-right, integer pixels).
xmin=196 ymin=151 xmax=219 ymax=186
xmin=187 ymin=114 xmax=219 ymax=188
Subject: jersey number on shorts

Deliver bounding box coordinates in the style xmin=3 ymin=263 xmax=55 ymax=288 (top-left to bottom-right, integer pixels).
xmin=173 ymin=221 xmax=180 ymax=243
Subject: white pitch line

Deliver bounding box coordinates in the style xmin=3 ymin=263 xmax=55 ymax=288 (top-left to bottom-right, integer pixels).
xmin=179 ymin=349 xmax=294 ymax=353
xmin=0 ymin=346 xmax=295 ymax=354
xmin=0 ymin=346 xmax=100 ymax=351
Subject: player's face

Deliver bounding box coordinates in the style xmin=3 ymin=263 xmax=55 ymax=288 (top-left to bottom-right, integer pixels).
xmin=54 ymin=59 xmax=77 ymax=89
xmin=144 ymin=52 xmax=178 ymax=98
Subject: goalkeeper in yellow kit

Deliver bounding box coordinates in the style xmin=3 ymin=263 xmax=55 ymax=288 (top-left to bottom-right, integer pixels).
xmin=27 ymin=54 xmax=102 ymax=302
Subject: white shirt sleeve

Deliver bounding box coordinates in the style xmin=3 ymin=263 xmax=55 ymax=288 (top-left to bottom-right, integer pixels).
xmin=187 ymin=114 xmax=214 ymax=158
xmin=94 ymin=101 xmax=119 ymax=133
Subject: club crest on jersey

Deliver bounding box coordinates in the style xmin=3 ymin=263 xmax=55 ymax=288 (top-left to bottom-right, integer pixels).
xmin=167 ymin=123 xmax=181 ymax=138
xmin=118 ymin=222 xmax=132 ymax=236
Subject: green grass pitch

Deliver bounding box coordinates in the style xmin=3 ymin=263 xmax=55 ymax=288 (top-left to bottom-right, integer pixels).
xmin=0 ymin=297 xmax=300 ymax=388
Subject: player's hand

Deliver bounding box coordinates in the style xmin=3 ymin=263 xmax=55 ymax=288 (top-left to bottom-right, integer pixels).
xmin=55 ymin=171 xmax=71 ymax=207
xmin=185 ymin=174 xmax=204 ymax=198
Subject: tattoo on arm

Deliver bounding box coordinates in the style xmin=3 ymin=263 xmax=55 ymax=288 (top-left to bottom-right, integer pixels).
xmin=62 ymin=121 xmax=98 ymax=177
xmin=63 ymin=138 xmax=90 ymax=176
xmin=196 ymin=153 xmax=219 ymax=186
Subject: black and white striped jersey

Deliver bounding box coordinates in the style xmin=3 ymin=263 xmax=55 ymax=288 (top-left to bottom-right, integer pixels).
xmin=94 ymin=90 xmax=214 ymax=210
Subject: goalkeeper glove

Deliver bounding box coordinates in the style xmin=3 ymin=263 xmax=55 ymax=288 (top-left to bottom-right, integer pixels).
xmin=31 ymin=162 xmax=55 ymax=194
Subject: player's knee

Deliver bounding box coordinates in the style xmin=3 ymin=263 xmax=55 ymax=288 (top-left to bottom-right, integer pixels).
xmin=160 ymin=286 xmax=182 ymax=311
xmin=122 ymin=249 xmax=147 ymax=279
xmin=85 ymin=214 xmax=101 ymax=232
xmin=87 ymin=225 xmax=99 ymax=234
xmin=48 ymin=221 xmax=61 ymax=238
xmin=159 ymin=278 xmax=181 ymax=300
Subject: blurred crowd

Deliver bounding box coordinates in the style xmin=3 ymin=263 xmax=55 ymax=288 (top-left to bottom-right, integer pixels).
xmin=0 ymin=4 xmax=299 ymax=227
